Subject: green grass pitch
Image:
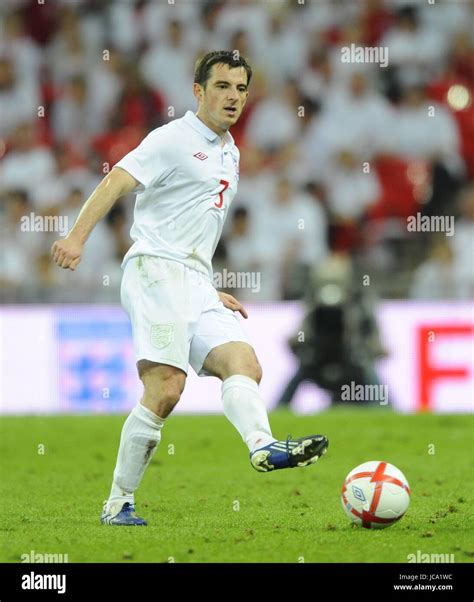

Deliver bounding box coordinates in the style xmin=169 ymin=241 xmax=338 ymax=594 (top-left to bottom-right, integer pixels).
xmin=1 ymin=409 xmax=473 ymax=563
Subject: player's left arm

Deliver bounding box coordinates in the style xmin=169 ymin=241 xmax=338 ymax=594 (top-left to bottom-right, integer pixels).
xmin=218 ymin=292 xmax=248 ymax=319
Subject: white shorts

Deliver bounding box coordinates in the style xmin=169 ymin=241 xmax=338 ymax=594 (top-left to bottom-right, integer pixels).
xmin=120 ymin=255 xmax=250 ymax=376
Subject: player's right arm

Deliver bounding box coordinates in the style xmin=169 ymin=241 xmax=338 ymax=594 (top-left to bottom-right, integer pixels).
xmin=51 ymin=167 xmax=138 ymax=271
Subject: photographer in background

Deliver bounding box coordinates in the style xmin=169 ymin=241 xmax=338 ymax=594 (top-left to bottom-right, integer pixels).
xmin=277 ymin=251 xmax=388 ymax=408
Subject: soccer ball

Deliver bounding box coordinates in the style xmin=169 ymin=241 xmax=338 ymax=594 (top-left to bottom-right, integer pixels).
xmin=341 ymin=461 xmax=411 ymax=529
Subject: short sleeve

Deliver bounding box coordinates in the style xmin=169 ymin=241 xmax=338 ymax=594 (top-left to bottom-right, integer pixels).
xmin=114 ymin=128 xmax=172 ymax=191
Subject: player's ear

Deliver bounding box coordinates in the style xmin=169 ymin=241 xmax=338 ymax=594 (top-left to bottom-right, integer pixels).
xmin=193 ymin=82 xmax=203 ymax=102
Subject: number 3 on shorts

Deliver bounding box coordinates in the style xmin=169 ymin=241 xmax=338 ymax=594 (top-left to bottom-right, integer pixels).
xmin=214 ymin=179 xmax=229 ymax=208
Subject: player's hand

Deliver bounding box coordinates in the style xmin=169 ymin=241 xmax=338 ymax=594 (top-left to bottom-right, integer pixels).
xmin=51 ymin=236 xmax=83 ymax=271
xmin=218 ymin=292 xmax=248 ymax=319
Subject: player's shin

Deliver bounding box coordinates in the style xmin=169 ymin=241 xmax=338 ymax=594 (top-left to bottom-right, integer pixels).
xmin=107 ymin=403 xmax=165 ymax=506
xmin=221 ymin=375 xmax=276 ymax=452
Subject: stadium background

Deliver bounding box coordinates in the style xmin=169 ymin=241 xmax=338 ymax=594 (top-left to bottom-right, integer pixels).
xmin=1 ymin=0 xmax=473 ymax=415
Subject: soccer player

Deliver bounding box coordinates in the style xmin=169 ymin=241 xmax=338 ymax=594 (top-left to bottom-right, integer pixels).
xmin=51 ymin=51 xmax=329 ymax=526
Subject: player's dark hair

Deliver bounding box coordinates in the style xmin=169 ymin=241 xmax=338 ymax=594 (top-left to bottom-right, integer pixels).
xmin=194 ymin=50 xmax=252 ymax=89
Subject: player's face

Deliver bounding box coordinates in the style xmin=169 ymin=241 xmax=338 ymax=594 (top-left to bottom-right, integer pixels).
xmin=194 ymin=63 xmax=249 ymax=135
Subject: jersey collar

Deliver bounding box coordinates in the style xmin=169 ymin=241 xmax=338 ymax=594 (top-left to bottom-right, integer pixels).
xmin=184 ymin=110 xmax=235 ymax=147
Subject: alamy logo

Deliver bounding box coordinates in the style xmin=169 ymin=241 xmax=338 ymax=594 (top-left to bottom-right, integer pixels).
xmin=407 ymin=213 xmax=454 ymax=236
xmin=213 ymin=269 xmax=260 ymax=293
xmin=21 ymin=551 xmax=69 ymax=563
xmin=341 ymin=44 xmax=389 ymax=68
xmin=21 ymin=572 xmax=66 ymax=595
xmin=340 ymin=381 xmax=388 ymax=405
xmin=20 ymin=212 xmax=69 ymax=237
xmin=407 ymin=551 xmax=455 ymax=563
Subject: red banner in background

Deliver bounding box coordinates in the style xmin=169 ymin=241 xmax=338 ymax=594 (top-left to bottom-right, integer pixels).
xmin=418 ymin=324 xmax=474 ymax=411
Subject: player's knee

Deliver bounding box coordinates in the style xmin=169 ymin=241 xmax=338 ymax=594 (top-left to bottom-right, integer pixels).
xmin=204 ymin=344 xmax=262 ymax=384
xmin=165 ymin=376 xmax=185 ymax=404
xmin=252 ymin=360 xmax=263 ymax=384
xmin=242 ymin=349 xmax=262 ymax=383
xmin=162 ymin=374 xmax=185 ymax=403
xmin=157 ymin=386 xmax=182 ymax=410
xmin=139 ymin=363 xmax=185 ymax=416
xmin=229 ymin=357 xmax=262 ymax=384
xmin=142 ymin=378 xmax=183 ymax=415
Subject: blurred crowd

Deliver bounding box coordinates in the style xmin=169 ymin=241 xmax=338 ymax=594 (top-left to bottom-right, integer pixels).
xmin=1 ymin=0 xmax=473 ymax=303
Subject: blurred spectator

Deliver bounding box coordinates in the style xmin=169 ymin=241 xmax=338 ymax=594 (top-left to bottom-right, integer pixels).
xmin=329 ymin=21 xmax=371 ymax=87
xmin=141 ymin=19 xmax=196 ymax=116
xmin=387 ymin=85 xmax=463 ymax=177
xmin=323 ymin=149 xmax=380 ymax=222
xmin=194 ymin=2 xmax=227 ymax=54
xmin=230 ymin=146 xmax=274 ymax=215
xmin=359 ymin=0 xmax=393 ymax=47
xmin=300 ymin=47 xmax=338 ymax=105
xmin=90 ymin=61 xmax=165 ymax=168
xmin=32 ymin=143 xmax=100 ymax=215
xmin=298 ymin=70 xmax=394 ymax=179
xmin=0 ymin=122 xmax=55 ymax=202
xmin=0 ymin=10 xmax=42 ymax=85
xmin=419 ymin=0 xmax=472 ymax=42
xmin=116 ymin=62 xmax=165 ymax=130
xmin=87 ymin=48 xmax=125 ymax=133
xmin=253 ymin=175 xmax=328 ymax=299
xmin=225 ymin=206 xmax=278 ymax=301
xmin=410 ymin=237 xmax=464 ymax=300
xmin=381 ymin=5 xmax=445 ymax=88
xmin=449 ymin=30 xmax=474 ymax=84
xmin=46 ymin=7 xmax=95 ymax=85
xmin=56 ymin=188 xmax=121 ymax=299
xmin=260 ymin=12 xmax=308 ymax=87
xmin=295 ymin=0 xmax=361 ymax=37
xmin=0 ymin=190 xmax=42 ymax=301
xmin=52 ymin=75 xmax=103 ymax=151
xmin=0 ymin=0 xmax=472 ymax=303
xmin=427 ymin=32 xmax=474 ymax=178
xmin=449 ymin=184 xmax=474 ymax=298
xmin=245 ymin=79 xmax=301 ymax=151
xmin=107 ymin=1 xmax=141 ymax=55
xmin=142 ymin=0 xmax=199 ymax=48
xmin=215 ymin=0 xmax=268 ymax=57
xmin=0 ymin=56 xmax=39 ymax=137
xmin=325 ymin=72 xmax=395 ymax=157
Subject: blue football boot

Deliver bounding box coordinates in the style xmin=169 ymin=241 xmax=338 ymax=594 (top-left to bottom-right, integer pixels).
xmin=100 ymin=500 xmax=147 ymax=526
xmin=250 ymin=435 xmax=328 ymax=472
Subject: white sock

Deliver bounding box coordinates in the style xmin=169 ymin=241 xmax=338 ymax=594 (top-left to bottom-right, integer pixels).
xmin=108 ymin=403 xmax=164 ymax=508
xmin=221 ymin=375 xmax=277 ymax=452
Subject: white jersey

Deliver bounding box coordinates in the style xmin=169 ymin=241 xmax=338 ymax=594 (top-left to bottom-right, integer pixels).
xmin=115 ymin=110 xmax=240 ymax=279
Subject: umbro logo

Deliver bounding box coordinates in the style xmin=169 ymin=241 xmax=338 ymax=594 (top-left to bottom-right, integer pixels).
xmin=193 ymin=152 xmax=208 ymax=161
xmin=352 ymin=485 xmax=366 ymax=502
